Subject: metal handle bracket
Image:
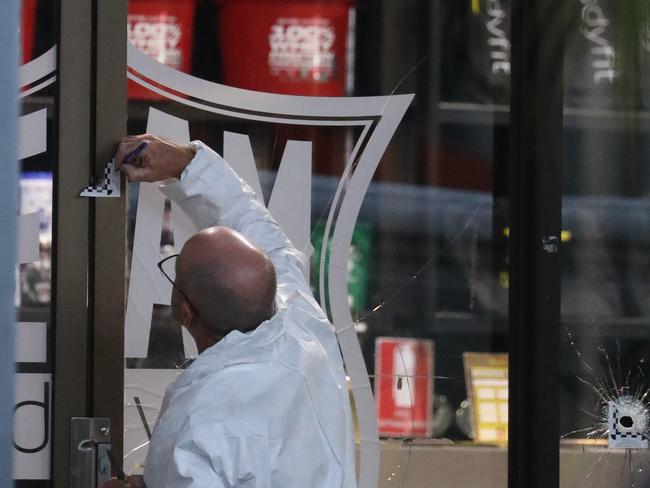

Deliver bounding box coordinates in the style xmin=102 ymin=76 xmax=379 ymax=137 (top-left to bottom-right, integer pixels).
xmin=70 ymin=417 xmax=112 ymax=488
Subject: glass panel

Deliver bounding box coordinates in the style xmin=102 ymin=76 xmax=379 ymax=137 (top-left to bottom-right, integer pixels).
xmin=560 ymin=2 xmax=650 ymax=487
xmin=124 ymin=1 xmax=509 ymax=486
xmin=15 ymin=0 xmax=57 ymax=485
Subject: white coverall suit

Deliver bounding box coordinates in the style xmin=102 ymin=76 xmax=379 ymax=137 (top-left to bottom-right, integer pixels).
xmin=143 ymin=141 xmax=357 ymax=487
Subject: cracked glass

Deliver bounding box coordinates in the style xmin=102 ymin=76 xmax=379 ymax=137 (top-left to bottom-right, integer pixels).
xmin=560 ymin=1 xmax=650 ymax=487
xmin=124 ymin=1 xmax=510 ymax=486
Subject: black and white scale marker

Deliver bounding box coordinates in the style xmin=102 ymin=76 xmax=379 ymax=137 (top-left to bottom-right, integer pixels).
xmin=80 ymin=160 xmax=121 ymax=198
xmin=608 ymin=399 xmax=649 ymax=449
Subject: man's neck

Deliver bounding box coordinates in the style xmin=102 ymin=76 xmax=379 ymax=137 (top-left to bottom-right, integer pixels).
xmin=194 ymin=324 xmax=224 ymax=354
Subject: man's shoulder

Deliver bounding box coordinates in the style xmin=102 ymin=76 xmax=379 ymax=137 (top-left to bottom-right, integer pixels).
xmin=280 ymin=286 xmax=333 ymax=329
xmin=279 ymin=289 xmax=345 ymax=369
xmin=191 ymin=357 xmax=302 ymax=399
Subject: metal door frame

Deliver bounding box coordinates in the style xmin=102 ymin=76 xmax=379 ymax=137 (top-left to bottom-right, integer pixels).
xmin=53 ymin=0 xmax=126 ymax=485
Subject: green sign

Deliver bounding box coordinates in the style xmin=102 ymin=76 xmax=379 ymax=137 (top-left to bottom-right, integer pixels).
xmin=310 ymin=222 xmax=372 ymax=314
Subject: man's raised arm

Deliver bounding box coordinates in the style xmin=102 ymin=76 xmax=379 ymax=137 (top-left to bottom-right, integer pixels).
xmin=115 ymin=134 xmax=311 ymax=296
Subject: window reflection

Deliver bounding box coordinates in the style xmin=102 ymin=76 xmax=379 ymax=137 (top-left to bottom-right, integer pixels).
xmin=126 ymin=0 xmax=509 ymax=485
xmin=16 ymin=0 xmax=57 ymax=484
xmin=561 ymin=2 xmax=650 ymax=487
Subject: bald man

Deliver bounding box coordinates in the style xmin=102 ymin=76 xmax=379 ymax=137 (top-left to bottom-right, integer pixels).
xmin=110 ymin=135 xmax=356 ymax=488
xmin=172 ymin=227 xmax=278 ymax=352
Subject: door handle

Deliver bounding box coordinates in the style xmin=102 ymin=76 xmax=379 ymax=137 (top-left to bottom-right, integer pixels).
xmin=70 ymin=417 xmax=112 ymax=488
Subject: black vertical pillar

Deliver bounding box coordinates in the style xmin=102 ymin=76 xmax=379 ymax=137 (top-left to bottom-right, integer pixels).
xmin=509 ymin=1 xmax=567 ymax=487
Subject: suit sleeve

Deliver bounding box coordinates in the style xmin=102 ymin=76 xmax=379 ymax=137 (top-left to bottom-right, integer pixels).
xmin=159 ymin=140 xmax=311 ymax=299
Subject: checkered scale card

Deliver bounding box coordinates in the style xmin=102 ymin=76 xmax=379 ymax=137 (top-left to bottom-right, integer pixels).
xmin=80 ymin=160 xmax=121 ymax=198
xmin=608 ymin=400 xmax=649 ymax=449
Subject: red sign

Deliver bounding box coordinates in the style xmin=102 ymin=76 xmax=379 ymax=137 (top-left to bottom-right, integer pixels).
xmin=375 ymin=337 xmax=433 ymax=437
xmin=127 ymin=0 xmax=196 ymax=100
xmin=218 ymin=0 xmax=355 ymax=96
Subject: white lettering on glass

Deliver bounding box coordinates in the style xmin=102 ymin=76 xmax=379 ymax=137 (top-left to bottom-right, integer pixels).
xmin=580 ymin=0 xmax=616 ymax=83
xmin=485 ymin=0 xmax=511 ymax=75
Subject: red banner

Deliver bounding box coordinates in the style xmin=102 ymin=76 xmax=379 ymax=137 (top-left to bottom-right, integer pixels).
xmin=127 ymin=0 xmax=196 ymax=99
xmin=218 ymin=0 xmax=354 ymax=96
xmin=21 ymin=0 xmax=37 ymax=64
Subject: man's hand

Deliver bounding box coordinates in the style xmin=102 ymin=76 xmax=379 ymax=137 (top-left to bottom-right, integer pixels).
xmin=115 ymin=134 xmax=196 ymax=182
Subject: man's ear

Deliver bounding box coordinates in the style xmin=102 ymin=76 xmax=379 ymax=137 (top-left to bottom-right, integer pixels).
xmin=180 ymin=301 xmax=195 ymax=331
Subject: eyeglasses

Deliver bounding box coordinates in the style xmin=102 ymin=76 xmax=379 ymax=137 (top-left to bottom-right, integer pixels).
xmin=157 ymin=254 xmax=199 ymax=315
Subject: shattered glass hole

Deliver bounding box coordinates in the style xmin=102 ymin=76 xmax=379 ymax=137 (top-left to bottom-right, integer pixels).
xmin=621 ymin=416 xmax=634 ymax=429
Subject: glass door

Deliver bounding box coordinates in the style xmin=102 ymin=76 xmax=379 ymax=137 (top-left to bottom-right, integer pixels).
xmin=15 ymin=1 xmax=57 ymax=485
xmin=14 ymin=0 xmax=607 ymax=487
xmin=559 ymin=3 xmax=650 ymax=487
xmin=121 ymin=1 xmax=511 ymax=486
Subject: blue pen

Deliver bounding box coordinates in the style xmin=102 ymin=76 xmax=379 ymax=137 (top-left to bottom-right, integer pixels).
xmin=124 ymin=141 xmax=148 ymax=164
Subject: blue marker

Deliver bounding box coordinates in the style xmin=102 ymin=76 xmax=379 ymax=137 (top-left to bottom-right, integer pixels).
xmin=124 ymin=141 xmax=148 ymax=164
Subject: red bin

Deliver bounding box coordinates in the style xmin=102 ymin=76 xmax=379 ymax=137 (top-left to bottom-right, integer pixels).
xmin=127 ymin=0 xmax=196 ymax=100
xmin=218 ymin=0 xmax=355 ymax=96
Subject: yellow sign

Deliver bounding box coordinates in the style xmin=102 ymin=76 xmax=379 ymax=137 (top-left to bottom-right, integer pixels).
xmin=463 ymin=352 xmax=508 ymax=445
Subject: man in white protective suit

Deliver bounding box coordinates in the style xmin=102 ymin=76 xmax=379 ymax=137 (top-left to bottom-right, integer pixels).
xmin=104 ymin=134 xmax=356 ymax=488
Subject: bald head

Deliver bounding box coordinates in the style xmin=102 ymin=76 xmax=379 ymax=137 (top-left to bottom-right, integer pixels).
xmin=176 ymin=227 xmax=277 ymax=337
